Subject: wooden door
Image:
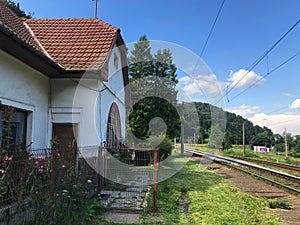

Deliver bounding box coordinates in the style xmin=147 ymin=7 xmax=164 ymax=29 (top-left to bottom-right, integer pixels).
xmin=52 ymin=123 xmax=77 ymax=168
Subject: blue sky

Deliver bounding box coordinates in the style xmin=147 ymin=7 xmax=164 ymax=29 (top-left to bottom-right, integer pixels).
xmin=17 ymin=0 xmax=300 ymax=135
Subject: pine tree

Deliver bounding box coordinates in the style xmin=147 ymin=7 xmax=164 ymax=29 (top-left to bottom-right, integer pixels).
xmin=128 ymin=35 xmax=180 ymax=141
xmin=220 ymin=132 xmax=232 ymax=151
xmin=1 ymin=0 xmax=32 ymax=18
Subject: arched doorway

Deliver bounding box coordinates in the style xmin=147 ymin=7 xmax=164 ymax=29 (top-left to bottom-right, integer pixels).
xmin=106 ymin=103 xmax=121 ymax=151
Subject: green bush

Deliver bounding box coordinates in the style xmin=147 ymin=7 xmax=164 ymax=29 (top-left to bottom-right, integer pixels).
xmin=289 ymin=151 xmax=300 ymax=158
xmin=268 ymin=200 xmax=292 ymax=210
xmin=148 ymin=135 xmax=173 ymax=161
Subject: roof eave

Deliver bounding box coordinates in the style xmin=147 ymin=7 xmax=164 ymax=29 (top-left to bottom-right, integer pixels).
xmin=0 ymin=25 xmax=65 ymax=77
xmin=58 ymin=69 xmax=105 ymax=80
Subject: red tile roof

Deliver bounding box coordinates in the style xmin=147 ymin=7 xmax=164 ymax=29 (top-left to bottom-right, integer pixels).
xmin=0 ymin=1 xmax=42 ymax=52
xmin=25 ymin=18 xmax=120 ymax=71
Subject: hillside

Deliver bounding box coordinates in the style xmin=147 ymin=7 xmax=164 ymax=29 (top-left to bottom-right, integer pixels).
xmin=183 ymin=102 xmax=274 ymax=147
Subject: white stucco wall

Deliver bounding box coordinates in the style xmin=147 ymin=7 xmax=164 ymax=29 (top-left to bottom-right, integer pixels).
xmin=103 ymin=44 xmax=126 ymax=140
xmin=51 ymin=78 xmax=99 ymax=147
xmin=51 ymin=44 xmax=127 ymax=148
xmin=0 ymin=50 xmax=50 ymax=149
xmin=0 ymin=42 xmax=127 ymax=152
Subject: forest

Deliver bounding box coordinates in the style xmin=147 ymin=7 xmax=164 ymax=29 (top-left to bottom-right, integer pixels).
xmin=186 ymin=101 xmax=300 ymax=157
xmin=126 ymin=35 xmax=300 ymax=158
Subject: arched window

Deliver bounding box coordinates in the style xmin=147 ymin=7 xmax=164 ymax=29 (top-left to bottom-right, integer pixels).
xmin=106 ymin=103 xmax=121 ymax=151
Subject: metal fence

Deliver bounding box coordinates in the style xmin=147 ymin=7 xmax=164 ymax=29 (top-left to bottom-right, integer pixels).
xmin=0 ymin=148 xmax=51 ymax=225
xmin=99 ymin=147 xmax=159 ymax=212
xmin=0 ymin=146 xmax=159 ymax=224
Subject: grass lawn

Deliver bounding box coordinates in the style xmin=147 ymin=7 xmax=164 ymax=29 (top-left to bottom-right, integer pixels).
xmin=189 ymin=143 xmax=300 ymax=166
xmin=143 ymin=160 xmax=279 ymax=225
xmin=220 ymin=145 xmax=300 ymax=166
xmin=98 ymin=158 xmax=279 ymax=224
xmin=98 ymin=159 xmax=280 ymax=224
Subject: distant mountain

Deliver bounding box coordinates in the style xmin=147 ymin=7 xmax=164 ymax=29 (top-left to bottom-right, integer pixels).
xmin=182 ymin=102 xmax=274 ymax=147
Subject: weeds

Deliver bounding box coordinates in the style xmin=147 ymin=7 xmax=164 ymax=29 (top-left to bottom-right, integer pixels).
xmin=268 ymin=200 xmax=292 ymax=210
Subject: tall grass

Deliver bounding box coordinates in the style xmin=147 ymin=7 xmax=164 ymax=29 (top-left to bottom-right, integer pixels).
xmin=141 ymin=160 xmax=279 ymax=225
xmin=219 ymin=145 xmax=300 ymax=166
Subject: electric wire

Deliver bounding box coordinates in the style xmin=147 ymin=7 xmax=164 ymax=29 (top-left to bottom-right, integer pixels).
xmin=271 ymin=117 xmax=300 ymax=127
xmin=217 ymin=19 xmax=300 ymax=104
xmin=224 ymin=50 xmax=300 ymax=104
xmin=190 ymin=0 xmax=226 ymax=76
xmin=266 ymin=106 xmax=289 ymax=115
xmin=200 ymin=0 xmax=226 ymax=58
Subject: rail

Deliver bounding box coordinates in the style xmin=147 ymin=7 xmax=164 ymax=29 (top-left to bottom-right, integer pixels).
xmin=185 ymin=149 xmax=300 ymax=195
xmin=230 ymin=156 xmax=300 ymax=173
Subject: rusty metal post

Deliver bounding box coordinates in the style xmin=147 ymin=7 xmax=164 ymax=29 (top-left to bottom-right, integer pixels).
xmin=153 ymin=147 xmax=159 ymax=212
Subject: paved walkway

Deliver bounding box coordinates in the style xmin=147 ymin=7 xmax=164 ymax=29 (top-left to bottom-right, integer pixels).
xmin=100 ymin=172 xmax=152 ymax=210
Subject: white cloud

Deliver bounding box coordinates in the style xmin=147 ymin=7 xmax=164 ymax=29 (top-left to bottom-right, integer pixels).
xmin=282 ymin=92 xmax=292 ymax=97
xmin=290 ymin=99 xmax=300 ymax=109
xmin=249 ymin=113 xmax=300 ymax=135
xmin=178 ymin=74 xmax=225 ymax=99
xmin=228 ymin=69 xmax=265 ymax=89
xmin=227 ymin=104 xmax=300 ymax=134
xmin=227 ymin=104 xmax=261 ymax=117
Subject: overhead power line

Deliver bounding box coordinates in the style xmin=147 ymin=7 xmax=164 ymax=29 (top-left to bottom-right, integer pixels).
xmin=217 ymin=18 xmax=300 ymax=104
xmin=226 ymin=50 xmax=300 ymax=104
xmin=200 ymin=0 xmax=226 ymax=57
xmin=191 ymin=0 xmax=226 ymax=77
xmin=266 ymin=106 xmax=289 ymax=115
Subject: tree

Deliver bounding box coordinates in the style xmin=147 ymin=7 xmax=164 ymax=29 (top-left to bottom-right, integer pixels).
xmin=1 ymin=0 xmax=32 ymax=18
xmin=220 ymin=132 xmax=232 ymax=151
xmin=128 ymin=35 xmax=180 ymax=142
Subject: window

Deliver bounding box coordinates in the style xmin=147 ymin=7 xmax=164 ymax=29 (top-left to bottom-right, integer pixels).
xmin=113 ymin=53 xmax=118 ymax=69
xmin=106 ymin=103 xmax=121 ymax=150
xmin=0 ymin=105 xmax=27 ymax=149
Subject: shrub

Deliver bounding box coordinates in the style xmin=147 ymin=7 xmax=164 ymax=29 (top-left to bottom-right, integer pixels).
xmin=268 ymin=200 xmax=292 ymax=210
xmin=148 ymin=135 xmax=173 ymax=161
xmin=289 ymin=151 xmax=300 ymax=158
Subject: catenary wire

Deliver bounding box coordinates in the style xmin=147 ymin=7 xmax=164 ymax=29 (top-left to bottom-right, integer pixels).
xmin=223 ymin=50 xmax=300 ymax=105
xmin=200 ymin=0 xmax=226 ymax=58
xmin=190 ymin=0 xmax=226 ymax=76
xmin=216 ymin=19 xmax=300 ymax=104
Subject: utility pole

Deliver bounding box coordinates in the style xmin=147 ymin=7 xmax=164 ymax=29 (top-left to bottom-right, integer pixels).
xmin=93 ymin=0 xmax=98 ymax=18
xmin=285 ymin=128 xmax=289 ymax=159
xmin=180 ymin=102 xmax=185 ymax=156
xmin=242 ymin=122 xmax=245 ymax=157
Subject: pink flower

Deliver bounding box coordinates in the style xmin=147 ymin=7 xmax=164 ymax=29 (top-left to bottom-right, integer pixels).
xmin=35 ymin=160 xmax=39 ymax=165
xmin=4 ymin=156 xmax=12 ymax=161
xmin=38 ymin=156 xmax=46 ymax=161
xmin=50 ymin=169 xmax=53 ymax=173
xmin=57 ymin=153 xmax=61 ymax=158
xmin=61 ymin=164 xmax=66 ymax=169
xmin=0 ymin=169 xmax=5 ymax=174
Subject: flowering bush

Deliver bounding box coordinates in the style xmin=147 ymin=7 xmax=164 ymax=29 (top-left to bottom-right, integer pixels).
xmin=0 ymin=106 xmax=102 ymax=224
xmin=0 ymin=145 xmax=51 ymax=206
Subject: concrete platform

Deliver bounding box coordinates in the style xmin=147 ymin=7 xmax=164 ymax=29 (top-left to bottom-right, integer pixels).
xmin=102 ymin=211 xmax=141 ymax=224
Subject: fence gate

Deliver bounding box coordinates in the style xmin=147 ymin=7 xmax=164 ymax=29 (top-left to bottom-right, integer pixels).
xmin=99 ymin=147 xmax=158 ymax=212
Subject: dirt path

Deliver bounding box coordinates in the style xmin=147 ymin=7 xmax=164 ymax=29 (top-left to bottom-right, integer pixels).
xmin=207 ymin=160 xmax=300 ymax=225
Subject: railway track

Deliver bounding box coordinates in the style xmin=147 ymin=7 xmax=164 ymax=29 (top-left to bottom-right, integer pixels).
xmin=185 ymin=149 xmax=300 ymax=196
xmin=230 ymin=156 xmax=300 ymax=174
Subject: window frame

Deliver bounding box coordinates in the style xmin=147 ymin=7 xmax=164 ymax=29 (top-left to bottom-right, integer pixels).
xmin=0 ymin=104 xmax=28 ymax=150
